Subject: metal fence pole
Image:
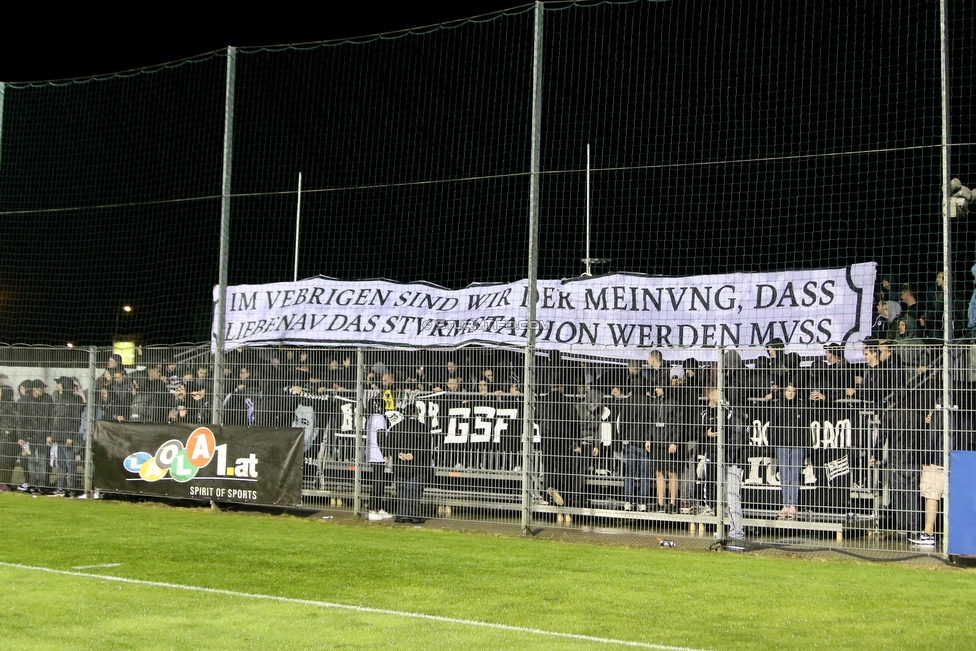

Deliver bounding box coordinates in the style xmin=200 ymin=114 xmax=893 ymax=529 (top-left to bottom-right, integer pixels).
xmin=353 ymin=347 xmax=366 ymax=516
xmin=212 ymin=45 xmax=237 ymax=426
xmin=716 ymin=348 xmax=726 ymax=535
xmin=939 ymin=0 xmax=952 ymax=557
xmin=520 ymin=0 xmax=545 ymax=535
xmin=0 ymin=81 xmax=6 ymax=175
xmin=83 ymin=346 xmax=98 ymax=497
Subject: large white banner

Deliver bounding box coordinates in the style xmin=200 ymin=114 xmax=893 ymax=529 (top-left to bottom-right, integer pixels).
xmin=213 ymin=263 xmax=877 ymax=357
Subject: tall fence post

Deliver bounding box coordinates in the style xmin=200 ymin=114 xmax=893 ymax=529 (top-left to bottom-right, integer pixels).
xmin=212 ymin=45 xmax=238 ymax=426
xmin=520 ymin=0 xmax=545 ymax=535
xmin=353 ymin=347 xmax=366 ymax=516
xmin=83 ymin=346 xmax=98 ymax=497
xmin=0 ymin=81 xmax=6 ymax=175
xmin=938 ymin=0 xmax=952 ymax=557
xmin=716 ymin=348 xmax=726 ymax=536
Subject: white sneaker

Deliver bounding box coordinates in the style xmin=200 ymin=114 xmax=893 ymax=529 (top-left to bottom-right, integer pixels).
xmin=909 ymin=532 xmax=936 ymax=547
xmin=377 ymin=509 xmax=394 ymax=520
xmin=623 ymin=502 xmax=633 ymax=512
xmin=637 ymin=504 xmax=647 ymax=512
xmin=76 ymin=493 xmax=87 ymax=500
xmin=16 ymin=483 xmax=29 ymax=493
xmin=367 ymin=511 xmax=384 ymax=522
xmin=545 ymin=487 xmax=565 ymax=506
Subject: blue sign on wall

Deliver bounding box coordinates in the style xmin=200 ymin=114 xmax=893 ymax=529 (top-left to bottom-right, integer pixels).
xmin=948 ymin=451 xmax=976 ymax=556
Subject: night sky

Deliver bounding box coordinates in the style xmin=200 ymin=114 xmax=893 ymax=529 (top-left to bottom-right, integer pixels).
xmin=0 ymin=2 xmax=972 ymax=346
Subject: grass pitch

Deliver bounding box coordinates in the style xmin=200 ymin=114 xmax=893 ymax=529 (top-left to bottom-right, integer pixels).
xmin=1 ymin=493 xmax=974 ymax=650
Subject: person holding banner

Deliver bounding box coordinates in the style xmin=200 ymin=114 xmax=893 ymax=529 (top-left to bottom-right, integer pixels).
xmin=769 ymin=378 xmax=807 ymax=520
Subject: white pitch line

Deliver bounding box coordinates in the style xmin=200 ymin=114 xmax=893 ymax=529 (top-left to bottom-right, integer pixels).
xmin=1 ymin=561 xmax=713 ymax=651
xmin=71 ymin=563 xmax=121 ymax=570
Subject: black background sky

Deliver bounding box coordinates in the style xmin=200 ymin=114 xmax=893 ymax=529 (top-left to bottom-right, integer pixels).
xmin=0 ymin=5 xmax=520 ymax=83
xmin=0 ymin=2 xmax=972 ymax=347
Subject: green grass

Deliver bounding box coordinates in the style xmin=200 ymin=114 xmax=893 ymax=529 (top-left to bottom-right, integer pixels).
xmin=1 ymin=493 xmax=973 ymax=650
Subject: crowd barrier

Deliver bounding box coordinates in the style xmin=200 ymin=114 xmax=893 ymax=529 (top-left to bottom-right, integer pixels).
xmin=1 ymin=342 xmax=970 ymax=558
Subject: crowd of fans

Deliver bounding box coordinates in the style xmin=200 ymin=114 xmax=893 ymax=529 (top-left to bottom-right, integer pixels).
xmin=0 ymin=274 xmax=971 ymax=547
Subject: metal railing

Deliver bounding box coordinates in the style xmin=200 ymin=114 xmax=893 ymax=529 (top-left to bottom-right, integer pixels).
xmin=1 ymin=341 xmax=968 ymax=559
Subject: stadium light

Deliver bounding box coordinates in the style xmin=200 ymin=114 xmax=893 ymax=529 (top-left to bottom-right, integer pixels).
xmin=114 ymin=304 xmax=134 ymax=341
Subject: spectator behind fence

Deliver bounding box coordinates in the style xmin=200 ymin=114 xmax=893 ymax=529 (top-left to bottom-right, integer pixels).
xmin=0 ymin=383 xmax=17 ymax=490
xmin=183 ymin=380 xmax=211 ymax=425
xmin=223 ymin=365 xmax=261 ymax=427
xmin=140 ymin=365 xmax=173 ymax=424
xmin=17 ymin=380 xmax=53 ymax=492
xmin=769 ymin=377 xmax=806 ymax=521
xmin=432 ymin=359 xmax=465 ymax=392
xmin=614 ymin=380 xmax=650 ymax=512
xmin=389 ymin=403 xmax=433 ymax=524
xmin=539 ymin=373 xmax=582 ymax=517
xmin=647 ymin=360 xmax=679 ymax=513
xmin=914 ymin=381 xmax=946 ymax=548
xmin=878 ymin=275 xmax=897 ymax=303
xmin=810 ymin=343 xmax=854 ymax=405
xmin=722 ymin=385 xmax=750 ymax=541
xmin=900 ymin=283 xmax=922 ymax=338
xmin=48 ymin=379 xmax=82 ymax=497
xmin=692 ymin=386 xmax=719 ymax=516
xmin=576 ymin=380 xmax=604 ymax=502
xmin=925 ymin=271 xmax=946 ymax=338
xmin=365 ymin=399 xmax=391 ymax=519
xmin=885 ymin=356 xmax=924 ymax=537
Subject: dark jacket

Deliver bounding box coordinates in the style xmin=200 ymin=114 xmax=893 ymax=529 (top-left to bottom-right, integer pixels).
xmin=767 ymin=396 xmax=807 ymax=449
xmin=389 ymin=416 xmax=433 ymax=479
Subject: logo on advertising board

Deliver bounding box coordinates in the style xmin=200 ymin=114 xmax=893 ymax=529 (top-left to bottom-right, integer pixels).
xmin=122 ymin=426 xmax=258 ymax=484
